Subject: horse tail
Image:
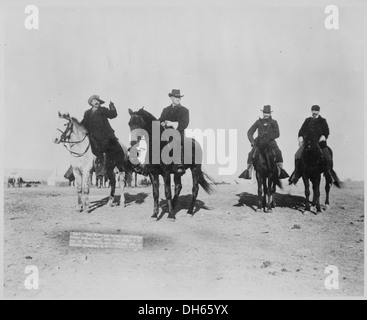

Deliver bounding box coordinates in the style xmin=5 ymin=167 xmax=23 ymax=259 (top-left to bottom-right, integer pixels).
xmin=331 ymin=169 xmax=343 ymax=188
xmin=199 ymin=170 xmax=216 ymax=194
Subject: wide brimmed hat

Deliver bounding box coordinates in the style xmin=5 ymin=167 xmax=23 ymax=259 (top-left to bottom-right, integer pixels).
xmin=261 ymin=105 xmax=273 ymax=113
xmin=311 ymin=105 xmax=320 ymax=111
xmin=88 ymin=95 xmax=105 ymax=106
xmin=168 ymin=89 xmax=184 ymax=98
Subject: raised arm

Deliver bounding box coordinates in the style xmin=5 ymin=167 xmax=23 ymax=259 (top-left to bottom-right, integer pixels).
xmin=102 ymin=102 xmax=118 ymax=119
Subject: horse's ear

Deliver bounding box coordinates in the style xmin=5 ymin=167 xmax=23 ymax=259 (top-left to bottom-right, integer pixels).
xmin=141 ymin=106 xmax=145 ymax=110
xmin=128 ymin=108 xmax=134 ymax=116
xmin=58 ymin=111 xmax=62 ymax=118
xmin=65 ymin=113 xmax=71 ymax=120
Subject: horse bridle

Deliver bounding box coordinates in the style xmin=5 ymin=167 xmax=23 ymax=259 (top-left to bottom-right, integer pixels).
xmin=57 ymin=119 xmax=91 ymax=158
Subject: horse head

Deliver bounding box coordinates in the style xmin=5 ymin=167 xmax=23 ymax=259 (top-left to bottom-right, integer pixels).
xmin=54 ymin=112 xmax=73 ymax=144
xmin=54 ymin=112 xmax=86 ymax=145
xmin=128 ymin=107 xmax=157 ymax=146
xmin=257 ymin=131 xmax=272 ymax=149
xmin=302 ymin=129 xmax=323 ymax=167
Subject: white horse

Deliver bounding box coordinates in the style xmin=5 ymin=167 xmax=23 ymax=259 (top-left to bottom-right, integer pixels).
xmin=54 ymin=112 xmax=127 ymax=212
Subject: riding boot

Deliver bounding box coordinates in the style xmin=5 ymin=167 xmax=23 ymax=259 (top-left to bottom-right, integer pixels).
xmin=277 ymin=163 xmax=289 ymax=179
xmin=289 ymin=159 xmax=301 ymax=185
xmin=239 ymin=163 xmax=253 ymax=180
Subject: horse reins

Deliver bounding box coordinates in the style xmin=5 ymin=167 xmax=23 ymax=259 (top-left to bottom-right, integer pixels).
xmin=57 ymin=120 xmax=91 ymax=158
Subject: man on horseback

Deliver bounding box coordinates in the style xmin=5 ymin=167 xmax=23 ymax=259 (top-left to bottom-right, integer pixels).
xmin=81 ymin=94 xmax=125 ymax=170
xmin=289 ymin=105 xmax=339 ymax=185
xmin=159 ymin=89 xmax=189 ymax=176
xmin=240 ymin=105 xmax=289 ymax=180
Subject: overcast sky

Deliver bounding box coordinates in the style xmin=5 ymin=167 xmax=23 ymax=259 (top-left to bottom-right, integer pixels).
xmin=1 ymin=0 xmax=365 ymax=180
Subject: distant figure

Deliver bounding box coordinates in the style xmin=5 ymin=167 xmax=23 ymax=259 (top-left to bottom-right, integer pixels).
xmin=95 ymin=153 xmax=108 ymax=188
xmin=17 ymin=177 xmax=24 ymax=188
xmin=125 ymin=171 xmax=133 ymax=188
xmin=7 ymin=177 xmax=15 ymax=188
xmin=64 ymin=165 xmax=75 ymax=187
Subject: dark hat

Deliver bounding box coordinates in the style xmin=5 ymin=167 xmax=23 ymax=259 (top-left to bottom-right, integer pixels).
xmin=168 ymin=89 xmax=184 ymax=98
xmin=311 ymin=105 xmax=320 ymax=111
xmin=261 ymin=105 xmax=273 ymax=113
xmin=88 ymin=95 xmax=105 ymax=106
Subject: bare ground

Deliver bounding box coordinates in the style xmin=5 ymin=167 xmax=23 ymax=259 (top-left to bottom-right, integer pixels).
xmin=3 ymin=180 xmax=364 ymax=299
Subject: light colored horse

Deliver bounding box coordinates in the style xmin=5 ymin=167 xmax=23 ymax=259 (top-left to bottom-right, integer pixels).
xmin=54 ymin=112 xmax=126 ymax=212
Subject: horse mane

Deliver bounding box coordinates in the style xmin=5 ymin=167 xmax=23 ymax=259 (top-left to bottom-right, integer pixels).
xmin=136 ymin=108 xmax=157 ymax=122
xmin=71 ymin=117 xmax=87 ymax=133
xmin=129 ymin=108 xmax=159 ymax=132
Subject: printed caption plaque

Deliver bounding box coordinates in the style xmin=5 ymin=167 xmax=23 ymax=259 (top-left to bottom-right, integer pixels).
xmin=69 ymin=232 xmax=143 ymax=250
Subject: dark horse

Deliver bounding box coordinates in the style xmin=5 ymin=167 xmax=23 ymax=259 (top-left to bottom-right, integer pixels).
xmin=253 ymin=132 xmax=282 ymax=212
xmin=128 ymin=108 xmax=214 ymax=220
xmin=300 ymin=130 xmax=341 ymax=213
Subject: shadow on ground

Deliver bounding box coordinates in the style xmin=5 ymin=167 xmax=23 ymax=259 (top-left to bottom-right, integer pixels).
xmin=89 ymin=193 xmax=149 ymax=213
xmin=235 ymin=192 xmax=306 ymax=212
xmin=158 ymin=194 xmax=211 ymax=220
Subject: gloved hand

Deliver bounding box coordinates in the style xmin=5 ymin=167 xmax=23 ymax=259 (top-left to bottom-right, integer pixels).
xmin=319 ymin=135 xmax=326 ymax=142
xmin=109 ymin=101 xmax=115 ymax=108
xmin=298 ymin=136 xmax=304 ymax=147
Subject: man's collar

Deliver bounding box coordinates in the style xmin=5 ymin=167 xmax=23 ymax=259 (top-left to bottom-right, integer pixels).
xmin=171 ymin=104 xmax=181 ymax=108
xmin=312 ymin=114 xmax=320 ymax=119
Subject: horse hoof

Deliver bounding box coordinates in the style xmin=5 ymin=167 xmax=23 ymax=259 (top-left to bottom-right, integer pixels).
xmin=325 ymin=204 xmax=330 ymax=210
xmin=267 ymin=209 xmax=273 ymax=213
xmin=303 ymin=210 xmax=310 ymax=215
xmin=167 ymin=217 xmax=176 ymax=222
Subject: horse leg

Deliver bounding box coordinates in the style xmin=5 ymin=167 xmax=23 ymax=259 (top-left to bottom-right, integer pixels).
xmin=150 ymin=173 xmax=160 ymax=219
xmin=172 ymin=173 xmax=182 ymax=210
xmin=74 ymin=168 xmax=83 ymax=212
xmin=303 ymin=177 xmax=311 ymax=212
xmin=263 ymin=179 xmax=268 ymax=211
xmin=271 ymin=179 xmax=276 ymax=208
xmin=163 ymin=174 xmax=175 ymax=220
xmin=188 ymin=166 xmax=200 ymax=215
xmin=325 ymin=174 xmax=332 ymax=209
xmin=82 ymin=169 xmax=92 ymax=213
xmin=107 ymin=167 xmax=116 ymax=207
xmin=256 ymin=174 xmax=263 ymax=211
xmin=266 ymin=178 xmax=273 ymax=213
xmin=313 ymin=177 xmax=322 ymax=213
xmin=117 ymin=171 xmax=126 ymax=207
